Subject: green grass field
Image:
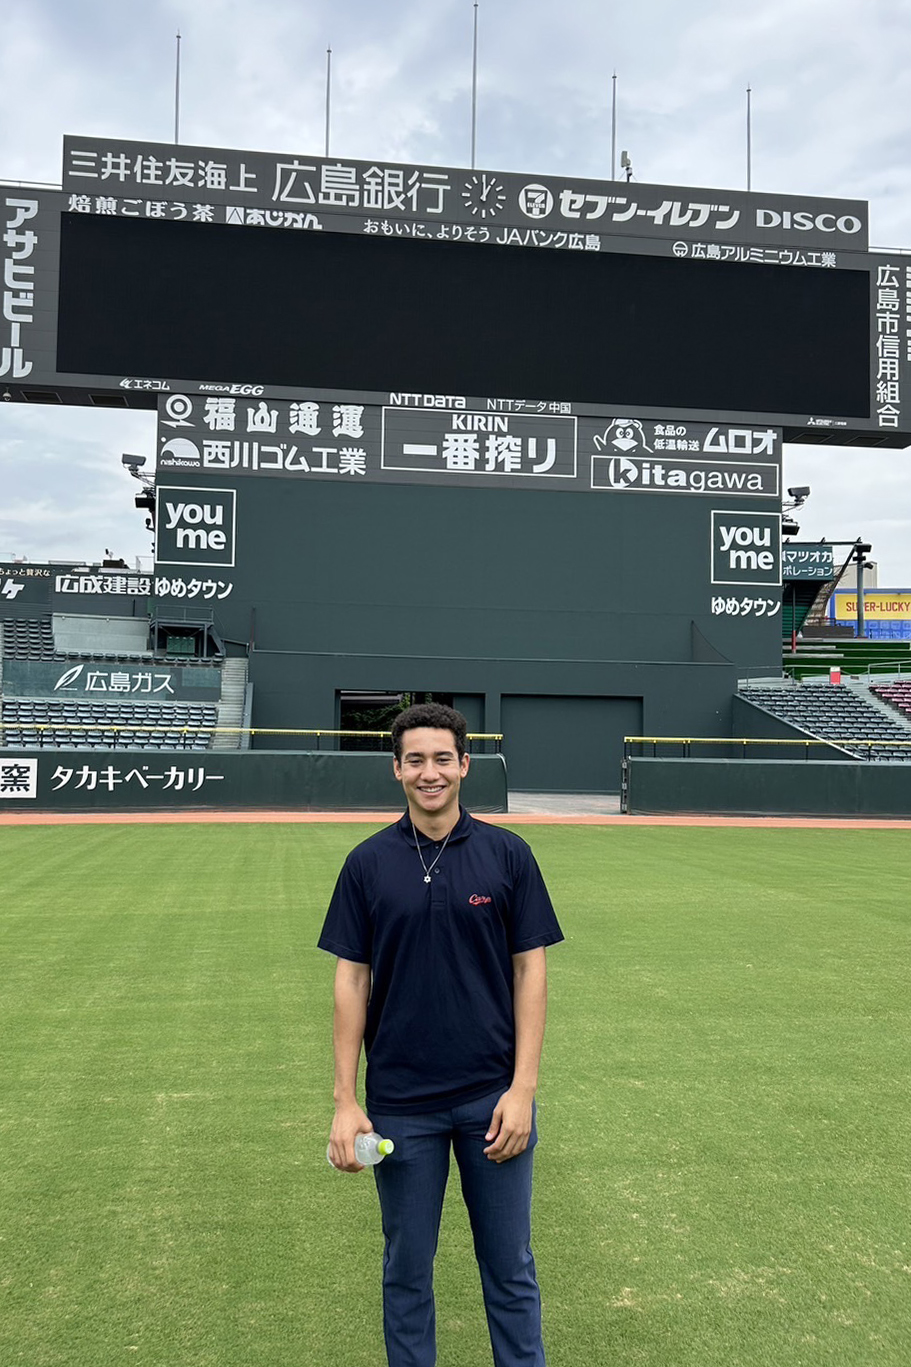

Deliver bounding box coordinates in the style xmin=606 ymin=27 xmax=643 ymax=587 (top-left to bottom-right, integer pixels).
xmin=1 ymin=822 xmax=909 ymax=1367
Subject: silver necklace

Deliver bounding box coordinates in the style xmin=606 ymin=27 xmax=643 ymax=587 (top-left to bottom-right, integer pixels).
xmin=411 ymin=818 xmax=454 ymax=883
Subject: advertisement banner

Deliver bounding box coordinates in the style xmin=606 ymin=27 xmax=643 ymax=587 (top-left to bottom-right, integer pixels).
xmin=0 ymin=750 xmax=507 ymax=813
xmin=157 ymin=395 xmax=782 ymax=497
xmin=62 ymin=134 xmax=870 ymax=251
xmin=871 ymin=260 xmax=911 ymax=432
xmin=1 ymin=191 xmax=59 ymax=391
xmin=1 ymin=658 xmax=222 ymax=701
xmin=711 ymin=510 xmax=782 ymax=587
xmin=833 ymin=592 xmax=911 ymax=620
xmin=0 ymin=564 xmax=53 ymax=608
xmin=782 ymin=544 xmax=835 ymax=579
xmin=154 ymin=486 xmax=237 ymax=567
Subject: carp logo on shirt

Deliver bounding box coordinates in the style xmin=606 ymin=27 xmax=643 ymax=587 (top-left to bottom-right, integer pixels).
xmin=469 ymin=894 xmax=492 ymax=905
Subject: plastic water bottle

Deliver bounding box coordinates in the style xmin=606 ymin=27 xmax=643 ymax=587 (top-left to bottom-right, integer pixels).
xmin=326 ymin=1132 xmax=395 ymax=1168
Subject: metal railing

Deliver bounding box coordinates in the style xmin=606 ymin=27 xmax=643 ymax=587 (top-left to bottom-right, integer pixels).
xmin=862 ymin=658 xmax=911 ymax=678
xmin=0 ymin=724 xmax=503 ymax=752
xmin=623 ymin=735 xmax=911 ymax=761
xmin=782 ymin=657 xmax=911 ymax=681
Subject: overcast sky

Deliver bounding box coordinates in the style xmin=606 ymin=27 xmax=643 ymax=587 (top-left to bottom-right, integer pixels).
xmin=2 ymin=0 xmax=911 ymax=578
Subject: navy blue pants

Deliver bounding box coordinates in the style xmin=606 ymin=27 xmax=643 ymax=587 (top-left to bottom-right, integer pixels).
xmin=368 ymin=1088 xmax=546 ymax=1367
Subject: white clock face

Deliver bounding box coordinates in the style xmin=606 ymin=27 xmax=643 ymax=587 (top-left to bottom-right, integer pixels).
xmin=461 ymin=173 xmax=507 ymax=220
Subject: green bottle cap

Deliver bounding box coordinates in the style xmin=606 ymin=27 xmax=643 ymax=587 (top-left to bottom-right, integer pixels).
xmin=377 ymin=1139 xmax=395 ymax=1157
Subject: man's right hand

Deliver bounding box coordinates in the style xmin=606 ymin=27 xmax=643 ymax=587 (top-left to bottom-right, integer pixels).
xmin=328 ymin=1101 xmax=373 ymax=1172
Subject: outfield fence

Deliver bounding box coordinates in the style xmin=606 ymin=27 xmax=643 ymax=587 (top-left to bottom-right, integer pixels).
xmin=623 ymin=735 xmax=911 ymax=760
xmin=0 ymin=746 xmax=508 ymax=812
xmin=621 ymin=736 xmax=911 ymax=817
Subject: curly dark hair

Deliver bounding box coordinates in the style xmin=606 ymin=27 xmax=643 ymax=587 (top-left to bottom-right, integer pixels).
xmin=391 ymin=703 xmax=468 ymax=761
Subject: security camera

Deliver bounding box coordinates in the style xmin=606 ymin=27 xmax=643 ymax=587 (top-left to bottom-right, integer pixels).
xmin=1 ymin=390 xmax=11 ymax=402
xmin=121 ymin=453 xmax=146 ymax=468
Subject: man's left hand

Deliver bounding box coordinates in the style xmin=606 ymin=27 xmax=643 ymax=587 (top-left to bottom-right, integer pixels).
xmin=483 ymin=1087 xmax=533 ymax=1163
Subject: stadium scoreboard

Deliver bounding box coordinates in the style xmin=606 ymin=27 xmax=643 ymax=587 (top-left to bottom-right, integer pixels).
xmin=2 ymin=133 xmax=908 ymax=446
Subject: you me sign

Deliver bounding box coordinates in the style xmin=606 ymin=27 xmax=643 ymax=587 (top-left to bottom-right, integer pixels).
xmin=711 ymin=510 xmax=781 ymax=587
xmin=155 ymin=487 xmax=236 ymax=567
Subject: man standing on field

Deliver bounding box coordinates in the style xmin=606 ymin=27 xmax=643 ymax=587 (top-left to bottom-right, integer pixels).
xmin=319 ymin=702 xmax=563 ymax=1367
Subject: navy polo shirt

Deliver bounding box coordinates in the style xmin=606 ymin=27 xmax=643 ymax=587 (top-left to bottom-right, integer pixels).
xmin=318 ymin=807 xmax=564 ymax=1114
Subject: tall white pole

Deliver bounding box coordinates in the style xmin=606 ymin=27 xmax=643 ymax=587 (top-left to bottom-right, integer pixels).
xmin=174 ymin=32 xmax=181 ymax=144
xmin=746 ymin=85 xmax=752 ymax=191
xmin=611 ymin=72 xmax=617 ymax=180
xmin=471 ymin=3 xmax=479 ymax=169
xmin=325 ymin=47 xmax=332 ymax=157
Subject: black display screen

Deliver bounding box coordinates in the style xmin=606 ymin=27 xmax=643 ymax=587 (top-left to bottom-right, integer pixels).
xmin=57 ymin=212 xmax=870 ymax=417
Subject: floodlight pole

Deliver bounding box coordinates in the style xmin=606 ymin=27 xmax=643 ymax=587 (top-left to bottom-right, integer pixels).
xmin=174 ymin=32 xmax=182 ymax=144
xmin=611 ymin=72 xmax=617 ymax=180
xmin=325 ymin=47 xmax=332 ymax=157
xmin=854 ymin=540 xmax=872 ymax=640
xmin=856 ymin=557 xmax=865 ymax=638
xmin=471 ymin=3 xmax=479 ymax=169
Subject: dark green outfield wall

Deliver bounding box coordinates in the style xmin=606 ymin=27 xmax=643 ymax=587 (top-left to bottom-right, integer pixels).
xmin=211 ymin=478 xmax=780 ymax=670
xmin=3 ymin=469 xmax=786 ymax=792
xmin=0 ymin=750 xmax=507 ymax=814
xmin=625 ymin=757 xmax=911 ymax=818
xmin=150 ymin=477 xmax=782 ymax=792
xmin=249 ymin=652 xmax=743 ymax=792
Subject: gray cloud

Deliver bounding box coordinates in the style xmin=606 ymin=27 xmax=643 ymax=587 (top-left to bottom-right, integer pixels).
xmin=0 ymin=409 xmax=155 ymax=564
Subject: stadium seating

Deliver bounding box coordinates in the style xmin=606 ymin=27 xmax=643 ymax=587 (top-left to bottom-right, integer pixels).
xmin=0 ymin=699 xmax=218 ymax=751
xmin=1 ymin=615 xmax=223 ymax=666
xmin=738 ymin=682 xmax=911 ymax=760
xmin=2 ymin=617 xmax=57 ymax=659
xmin=870 ymin=680 xmax=911 ymax=724
xmin=1 ymin=617 xmax=235 ymax=751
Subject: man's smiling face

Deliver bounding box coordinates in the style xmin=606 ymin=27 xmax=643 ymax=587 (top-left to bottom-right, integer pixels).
xmin=393 ymin=726 xmax=470 ymax=826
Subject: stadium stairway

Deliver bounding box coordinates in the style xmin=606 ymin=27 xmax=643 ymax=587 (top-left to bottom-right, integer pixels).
xmin=211 ymin=657 xmax=248 ymax=750
xmin=871 ymin=679 xmax=911 ymax=723
xmin=848 ymin=675 xmax=911 ymax=727
xmin=783 ymin=636 xmax=911 ymax=680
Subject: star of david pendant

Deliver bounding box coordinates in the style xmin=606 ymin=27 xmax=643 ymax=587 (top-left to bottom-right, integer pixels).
xmin=424 ymin=874 xmax=432 ymax=883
